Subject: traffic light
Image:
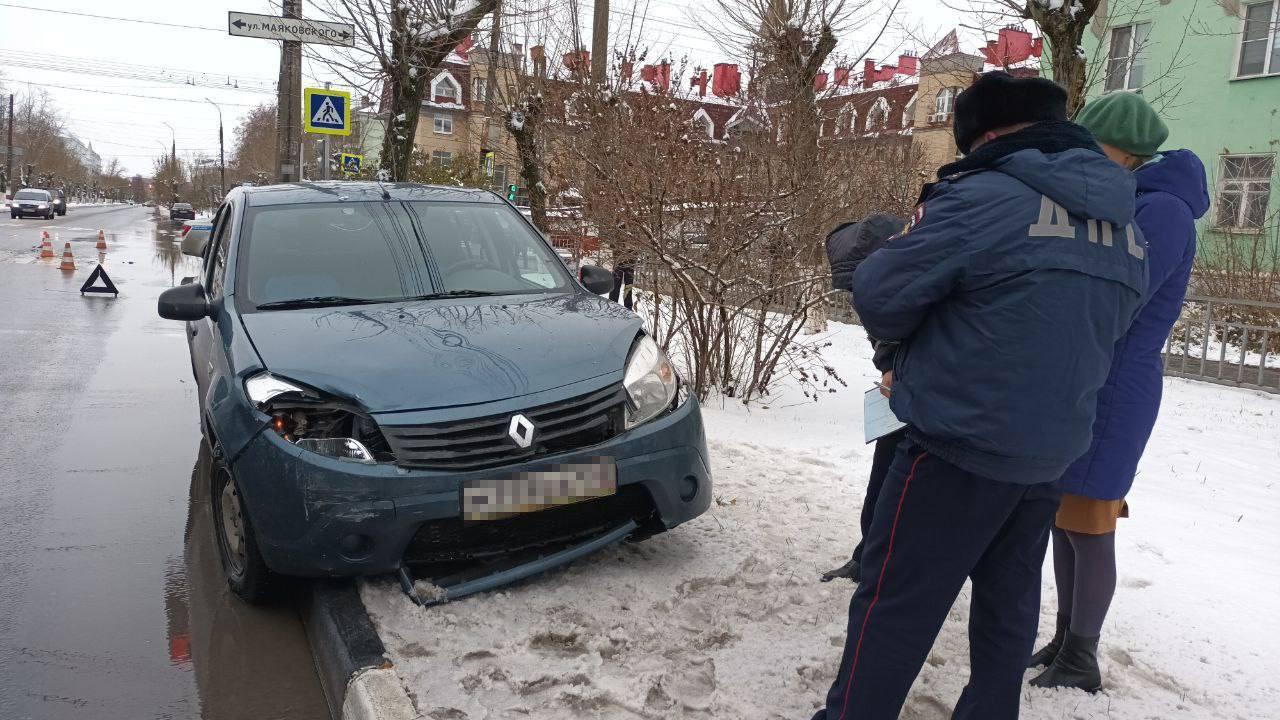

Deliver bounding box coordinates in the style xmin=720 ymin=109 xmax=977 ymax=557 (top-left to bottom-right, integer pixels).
xmin=507 ymin=184 xmax=518 ymax=202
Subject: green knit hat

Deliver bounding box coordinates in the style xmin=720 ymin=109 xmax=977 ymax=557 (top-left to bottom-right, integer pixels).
xmin=1076 ymin=92 xmax=1168 ymax=157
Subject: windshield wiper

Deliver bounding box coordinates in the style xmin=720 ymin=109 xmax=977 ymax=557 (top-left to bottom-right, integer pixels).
xmin=256 ymin=291 xmax=506 ymax=310
xmin=403 ymin=290 xmax=505 ymax=300
xmin=255 ymin=295 xmax=399 ymax=310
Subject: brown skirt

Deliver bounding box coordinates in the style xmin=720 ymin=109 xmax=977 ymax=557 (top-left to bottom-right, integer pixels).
xmin=1056 ymin=493 xmax=1129 ymax=535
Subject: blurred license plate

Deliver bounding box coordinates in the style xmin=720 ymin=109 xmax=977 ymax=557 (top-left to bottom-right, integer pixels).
xmin=462 ymin=458 xmax=617 ymax=521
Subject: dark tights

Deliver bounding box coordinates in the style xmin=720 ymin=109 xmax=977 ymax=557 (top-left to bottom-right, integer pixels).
xmin=1050 ymin=527 xmax=1117 ymax=637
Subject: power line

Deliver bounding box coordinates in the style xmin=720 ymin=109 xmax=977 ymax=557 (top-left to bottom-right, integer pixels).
xmin=39 ymin=82 xmax=262 ymax=107
xmin=0 ymin=51 xmax=277 ymax=95
xmin=0 ymin=3 xmax=223 ymax=32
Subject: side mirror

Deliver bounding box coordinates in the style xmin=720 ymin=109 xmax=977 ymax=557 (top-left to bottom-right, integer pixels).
xmin=181 ymin=229 xmax=209 ymax=258
xmin=579 ymin=264 xmax=615 ymax=296
xmin=158 ymin=282 xmax=210 ymax=321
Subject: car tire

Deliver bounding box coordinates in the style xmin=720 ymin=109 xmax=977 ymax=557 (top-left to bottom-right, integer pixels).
xmin=209 ymin=447 xmax=277 ymax=604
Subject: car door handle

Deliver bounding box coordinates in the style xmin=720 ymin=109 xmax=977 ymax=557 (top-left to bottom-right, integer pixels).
xmin=189 ymin=325 xmax=198 ymax=337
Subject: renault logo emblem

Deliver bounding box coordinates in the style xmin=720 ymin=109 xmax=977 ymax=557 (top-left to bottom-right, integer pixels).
xmin=507 ymin=413 xmax=535 ymax=448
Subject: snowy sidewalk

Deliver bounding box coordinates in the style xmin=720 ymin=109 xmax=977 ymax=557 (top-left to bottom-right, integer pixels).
xmin=361 ymin=323 xmax=1280 ymax=719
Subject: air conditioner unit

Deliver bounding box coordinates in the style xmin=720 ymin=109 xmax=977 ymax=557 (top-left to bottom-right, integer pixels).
xmin=929 ymin=112 xmax=953 ymax=124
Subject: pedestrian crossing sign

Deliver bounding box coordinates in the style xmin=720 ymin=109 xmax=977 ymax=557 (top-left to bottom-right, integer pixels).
xmin=304 ymin=88 xmax=351 ymax=136
xmin=340 ymin=153 xmax=362 ymax=176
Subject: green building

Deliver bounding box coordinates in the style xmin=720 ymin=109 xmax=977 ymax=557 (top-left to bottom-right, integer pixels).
xmin=1079 ymin=0 xmax=1279 ymax=251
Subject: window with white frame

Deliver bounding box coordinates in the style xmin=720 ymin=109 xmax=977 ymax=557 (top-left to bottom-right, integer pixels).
xmin=433 ymin=113 xmax=453 ymax=134
xmin=1105 ymin=22 xmax=1152 ymax=91
xmin=866 ymin=97 xmax=889 ymax=132
xmin=430 ymin=72 xmax=462 ymax=103
xmin=837 ymin=104 xmax=853 ymax=134
xmin=1237 ymin=0 xmax=1280 ymax=77
xmin=1216 ymin=154 xmax=1274 ymax=230
xmin=472 ymin=77 xmax=488 ymax=103
xmin=692 ymin=109 xmax=715 ymax=138
xmin=902 ymin=93 xmax=917 ymax=128
xmin=933 ymin=87 xmax=959 ymax=121
xmin=432 ymin=150 xmax=453 ymax=166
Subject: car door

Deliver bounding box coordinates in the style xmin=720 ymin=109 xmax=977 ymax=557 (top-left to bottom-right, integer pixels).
xmin=191 ymin=203 xmax=231 ymax=399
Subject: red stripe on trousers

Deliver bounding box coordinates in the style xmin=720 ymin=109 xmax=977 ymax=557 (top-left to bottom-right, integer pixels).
xmin=837 ymin=450 xmax=928 ymax=720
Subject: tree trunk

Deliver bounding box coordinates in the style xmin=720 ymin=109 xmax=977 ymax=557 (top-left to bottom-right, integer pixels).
xmin=508 ymin=95 xmax=548 ymax=230
xmin=1028 ymin=1 xmax=1100 ymax=117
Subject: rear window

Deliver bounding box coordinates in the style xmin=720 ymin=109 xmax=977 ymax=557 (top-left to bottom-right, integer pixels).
xmin=237 ymin=200 xmax=571 ymax=309
xmin=15 ymin=190 xmax=48 ymax=200
xmin=173 ymin=203 xmax=193 ymax=210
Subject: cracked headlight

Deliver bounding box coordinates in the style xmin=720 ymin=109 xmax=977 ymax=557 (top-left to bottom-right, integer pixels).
xmin=623 ymin=335 xmax=677 ymax=429
xmin=244 ymin=371 xmax=389 ymax=464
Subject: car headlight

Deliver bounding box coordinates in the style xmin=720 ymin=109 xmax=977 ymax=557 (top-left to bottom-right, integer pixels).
xmin=623 ymin=335 xmax=678 ymax=429
xmin=244 ymin=371 xmax=388 ymax=464
xmin=37 ymin=203 xmax=48 ymax=208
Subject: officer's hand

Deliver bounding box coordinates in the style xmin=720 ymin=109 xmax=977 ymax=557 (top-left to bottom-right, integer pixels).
xmin=880 ymin=370 xmax=893 ymax=398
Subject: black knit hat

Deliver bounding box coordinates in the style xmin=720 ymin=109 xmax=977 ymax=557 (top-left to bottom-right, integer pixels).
xmin=953 ymin=71 xmax=1068 ymax=154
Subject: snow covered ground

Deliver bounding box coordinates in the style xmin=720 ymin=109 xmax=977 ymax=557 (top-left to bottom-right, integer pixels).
xmin=361 ymin=322 xmax=1280 ymax=719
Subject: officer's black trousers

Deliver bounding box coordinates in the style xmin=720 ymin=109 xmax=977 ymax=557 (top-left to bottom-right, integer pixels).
xmin=815 ymin=439 xmax=1061 ymax=720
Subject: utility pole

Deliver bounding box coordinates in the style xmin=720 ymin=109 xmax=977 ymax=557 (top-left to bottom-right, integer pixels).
xmin=321 ymin=81 xmax=331 ymax=180
xmin=277 ymin=0 xmax=302 ymax=183
xmin=481 ymin=0 xmax=502 ymax=178
xmin=206 ymin=99 xmax=226 ymax=198
xmin=4 ymin=94 xmax=12 ymax=197
xmin=591 ymin=0 xmax=608 ymax=84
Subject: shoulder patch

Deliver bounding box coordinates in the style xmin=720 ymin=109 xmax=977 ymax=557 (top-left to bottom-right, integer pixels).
xmin=905 ymin=202 xmax=925 ymax=232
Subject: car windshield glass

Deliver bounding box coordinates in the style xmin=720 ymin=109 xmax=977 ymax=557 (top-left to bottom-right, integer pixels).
xmin=173 ymin=203 xmax=192 ymax=210
xmin=240 ymin=202 xmax=430 ymax=308
xmin=15 ymin=190 xmax=46 ymax=200
xmin=405 ymin=201 xmax=571 ymax=294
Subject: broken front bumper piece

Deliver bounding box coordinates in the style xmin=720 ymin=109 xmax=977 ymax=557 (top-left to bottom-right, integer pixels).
xmin=397 ymin=520 xmax=637 ymax=606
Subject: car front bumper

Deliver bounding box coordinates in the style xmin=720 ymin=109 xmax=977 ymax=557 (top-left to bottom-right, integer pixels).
xmin=229 ymin=394 xmax=711 ymax=577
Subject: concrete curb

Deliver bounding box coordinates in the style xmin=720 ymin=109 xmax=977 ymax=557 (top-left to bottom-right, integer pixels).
xmin=302 ymin=580 xmax=419 ymax=720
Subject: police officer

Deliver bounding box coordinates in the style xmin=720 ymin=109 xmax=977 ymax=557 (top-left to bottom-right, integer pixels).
xmin=812 ymin=72 xmax=1148 ymax=720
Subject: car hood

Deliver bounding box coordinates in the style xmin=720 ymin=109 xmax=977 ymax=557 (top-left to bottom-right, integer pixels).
xmin=240 ymin=292 xmax=643 ymax=413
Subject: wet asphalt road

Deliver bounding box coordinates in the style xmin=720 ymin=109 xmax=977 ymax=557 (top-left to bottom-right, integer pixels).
xmin=0 ymin=206 xmax=329 ymax=719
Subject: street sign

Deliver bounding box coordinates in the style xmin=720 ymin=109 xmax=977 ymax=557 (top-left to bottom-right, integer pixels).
xmin=340 ymin=153 xmax=362 ymax=176
xmin=227 ymin=11 xmax=355 ymax=47
xmin=304 ymin=88 xmax=351 ymax=136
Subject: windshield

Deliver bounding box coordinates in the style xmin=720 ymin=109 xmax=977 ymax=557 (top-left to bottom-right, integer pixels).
xmin=173 ymin=203 xmax=192 ymax=210
xmin=15 ymin=190 xmax=48 ymax=200
xmin=239 ymin=200 xmax=571 ymax=310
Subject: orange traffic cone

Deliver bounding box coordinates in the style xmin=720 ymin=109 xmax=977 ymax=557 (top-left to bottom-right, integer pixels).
xmin=59 ymin=241 xmax=76 ymax=272
xmin=39 ymin=234 xmax=55 ymax=258
xmin=95 ymin=230 xmax=107 ymax=250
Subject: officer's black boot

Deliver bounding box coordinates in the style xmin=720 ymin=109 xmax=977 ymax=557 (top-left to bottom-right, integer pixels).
xmin=1027 ymin=612 xmax=1070 ymax=668
xmin=1029 ymin=630 xmax=1102 ymax=693
xmin=820 ymin=557 xmax=860 ymax=583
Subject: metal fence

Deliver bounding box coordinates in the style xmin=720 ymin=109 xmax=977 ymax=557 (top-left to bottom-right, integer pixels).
xmin=1163 ymin=294 xmax=1280 ymax=393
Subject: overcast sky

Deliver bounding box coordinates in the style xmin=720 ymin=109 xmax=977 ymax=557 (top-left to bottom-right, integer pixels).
xmin=0 ymin=0 xmax=971 ymax=176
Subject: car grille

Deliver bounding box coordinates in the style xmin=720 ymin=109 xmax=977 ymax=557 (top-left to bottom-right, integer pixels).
xmin=381 ymin=383 xmax=628 ymax=471
xmin=403 ymin=484 xmax=656 ymax=564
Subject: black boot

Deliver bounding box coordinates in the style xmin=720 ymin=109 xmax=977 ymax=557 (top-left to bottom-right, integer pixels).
xmin=1029 ymin=630 xmax=1102 ymax=693
xmin=820 ymin=557 xmax=860 ymax=583
xmin=1028 ymin=612 xmax=1070 ymax=668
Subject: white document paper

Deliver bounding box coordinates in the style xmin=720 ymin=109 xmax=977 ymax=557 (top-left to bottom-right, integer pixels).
xmin=863 ymin=386 xmax=907 ymax=444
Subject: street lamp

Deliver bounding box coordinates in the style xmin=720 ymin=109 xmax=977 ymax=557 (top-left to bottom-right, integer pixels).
xmin=205 ymin=98 xmax=226 ymax=199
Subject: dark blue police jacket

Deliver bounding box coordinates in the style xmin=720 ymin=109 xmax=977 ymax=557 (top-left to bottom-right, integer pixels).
xmin=852 ymin=125 xmax=1149 ymax=485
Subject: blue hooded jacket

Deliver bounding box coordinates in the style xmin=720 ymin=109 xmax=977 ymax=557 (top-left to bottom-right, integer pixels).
xmin=1058 ymin=149 xmax=1209 ymax=499
xmin=852 ymin=124 xmax=1149 ymax=485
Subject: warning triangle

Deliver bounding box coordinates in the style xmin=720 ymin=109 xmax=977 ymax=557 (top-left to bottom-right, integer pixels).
xmin=80 ymin=265 xmax=119 ymax=296
xmin=312 ymin=96 xmax=342 ymax=125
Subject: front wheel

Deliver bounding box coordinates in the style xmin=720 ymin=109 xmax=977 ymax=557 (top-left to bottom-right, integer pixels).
xmin=209 ymin=450 xmax=276 ymax=603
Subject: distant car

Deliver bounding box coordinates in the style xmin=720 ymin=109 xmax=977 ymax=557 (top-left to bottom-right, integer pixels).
xmin=51 ymin=189 xmax=66 ymax=216
xmin=144 ymin=200 xmax=155 ymax=207
xmin=11 ymin=189 xmax=55 ymax=219
xmin=156 ymin=182 xmax=709 ymax=603
xmin=170 ymin=202 xmax=196 ymax=222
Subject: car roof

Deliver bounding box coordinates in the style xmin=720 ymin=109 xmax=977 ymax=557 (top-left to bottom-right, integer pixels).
xmin=17 ymin=188 xmax=50 ymax=195
xmin=231 ymin=181 xmax=502 ymax=208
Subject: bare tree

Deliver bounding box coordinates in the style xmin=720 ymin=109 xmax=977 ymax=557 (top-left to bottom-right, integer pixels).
xmin=310 ymin=0 xmax=498 ymax=180
xmin=230 ymin=104 xmax=278 ymax=185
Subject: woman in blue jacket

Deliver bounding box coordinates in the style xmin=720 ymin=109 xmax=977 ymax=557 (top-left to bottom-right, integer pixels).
xmin=1029 ymin=92 xmax=1210 ymax=691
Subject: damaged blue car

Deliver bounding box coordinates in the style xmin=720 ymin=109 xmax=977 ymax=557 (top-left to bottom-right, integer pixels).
xmin=157 ymin=182 xmax=711 ymax=604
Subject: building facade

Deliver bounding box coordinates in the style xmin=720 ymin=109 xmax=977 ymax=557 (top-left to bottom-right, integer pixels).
xmin=1080 ymin=0 xmax=1279 ymax=242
